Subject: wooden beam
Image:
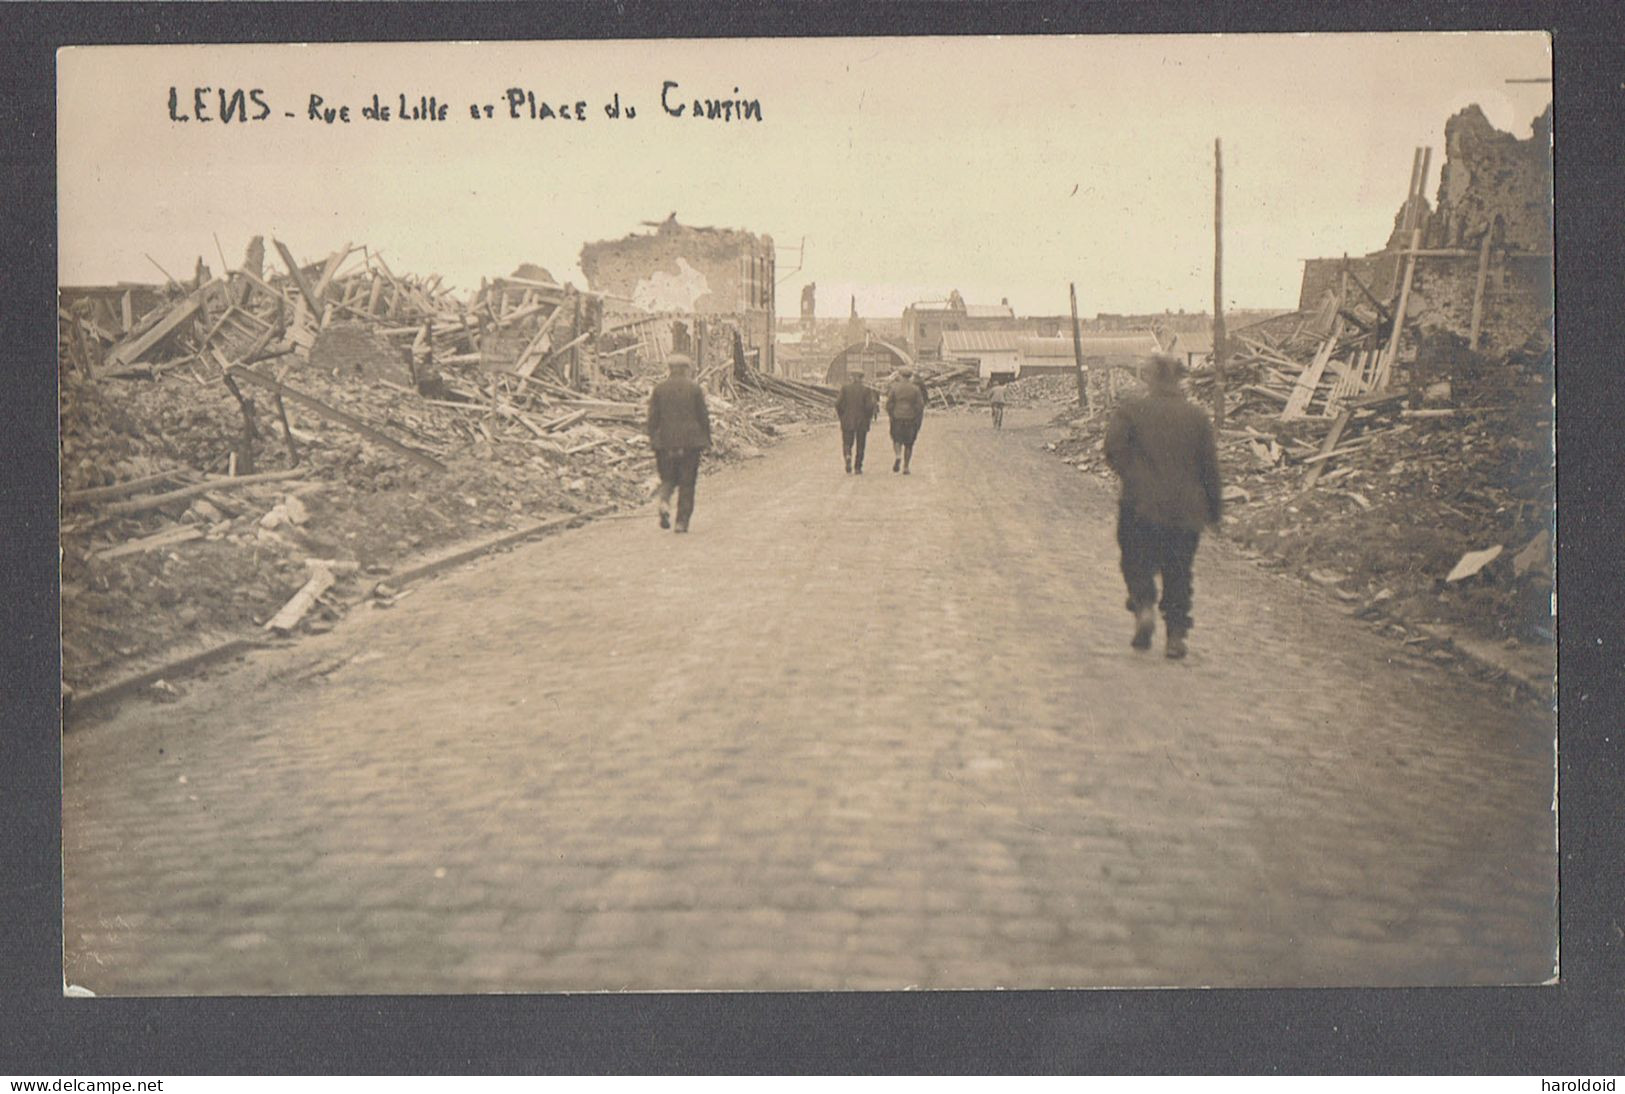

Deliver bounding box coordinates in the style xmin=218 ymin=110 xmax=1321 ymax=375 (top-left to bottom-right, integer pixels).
xmin=514 ymin=304 xmax=568 ymax=378
xmin=1373 ymin=228 xmax=1422 ymax=392
xmin=100 ymin=469 xmax=304 ymax=515
xmin=265 ymin=565 xmax=336 ymax=633
xmin=93 ymin=525 xmax=203 ymax=561
xmin=1468 ymin=231 xmax=1493 ymax=350
xmin=1300 ymin=410 xmax=1352 ymax=490
xmin=105 ymin=296 xmax=204 ymax=367
xmin=227 ymin=365 xmax=447 ymax=472
xmin=63 ymin=469 xmax=195 ymax=505
xmin=272 ymin=239 xmax=322 ymax=314
xmin=309 ymin=242 xmax=354 ymax=304
xmin=1069 ymin=282 xmax=1088 ymax=411
xmin=1282 ymin=335 xmax=1336 ymax=419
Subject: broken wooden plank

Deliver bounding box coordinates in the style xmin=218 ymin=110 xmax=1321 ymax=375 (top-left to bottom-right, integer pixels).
xmin=92 ymin=524 xmax=204 ymax=561
xmin=272 ymin=239 xmax=323 ymax=315
xmin=1296 ymin=439 xmax=1373 ymax=465
xmin=514 ymin=304 xmax=568 ymax=377
xmin=105 ymin=297 xmax=203 ymax=368
xmin=1371 ymin=228 xmax=1421 ymax=391
xmin=541 ymin=408 xmax=589 ymax=432
xmin=264 ymin=564 xmax=336 ymax=633
xmin=227 ymin=365 xmax=447 ymax=472
xmin=63 ymin=469 xmax=196 ymax=506
xmin=1281 ymin=336 xmax=1336 ymax=419
xmin=100 ymin=469 xmax=305 ymax=515
xmin=310 ymin=242 xmax=354 ymax=304
xmin=1468 ymin=231 xmax=1493 ymax=350
xmin=1300 ymin=410 xmax=1353 ymax=490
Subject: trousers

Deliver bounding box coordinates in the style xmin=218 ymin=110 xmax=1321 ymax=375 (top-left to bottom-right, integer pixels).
xmin=1116 ymin=502 xmax=1200 ymax=632
xmin=841 ymin=425 xmax=869 ymax=469
xmin=655 ymin=448 xmax=702 ymax=526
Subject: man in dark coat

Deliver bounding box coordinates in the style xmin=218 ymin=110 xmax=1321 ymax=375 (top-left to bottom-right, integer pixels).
xmin=1104 ymin=353 xmax=1223 ymax=658
xmin=646 ymin=353 xmax=711 ymax=533
xmin=885 ymin=369 xmax=928 ymax=474
xmin=835 ymin=367 xmax=880 ymax=474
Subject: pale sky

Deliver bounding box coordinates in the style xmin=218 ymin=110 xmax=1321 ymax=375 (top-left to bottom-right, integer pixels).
xmin=58 ymin=34 xmax=1551 ymax=318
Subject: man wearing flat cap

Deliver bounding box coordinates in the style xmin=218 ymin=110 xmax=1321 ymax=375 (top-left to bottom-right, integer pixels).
xmin=835 ymin=366 xmax=879 ymax=474
xmin=1104 ymin=353 xmax=1223 ymax=659
xmin=885 ymin=368 xmax=928 ymax=475
xmin=646 ymin=352 xmax=711 ymax=533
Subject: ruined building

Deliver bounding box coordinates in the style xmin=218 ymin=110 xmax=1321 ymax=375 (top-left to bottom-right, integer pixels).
xmin=579 ymin=214 xmax=776 ymax=375
xmin=902 ymin=290 xmax=1019 ymax=360
xmin=1299 ymin=104 xmax=1552 ymax=356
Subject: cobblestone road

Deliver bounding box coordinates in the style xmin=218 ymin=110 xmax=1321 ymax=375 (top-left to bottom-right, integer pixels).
xmin=62 ymin=408 xmax=1557 ymax=994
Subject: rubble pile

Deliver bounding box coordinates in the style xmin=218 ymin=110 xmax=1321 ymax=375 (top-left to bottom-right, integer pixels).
xmin=1045 ymin=106 xmax=1554 ymax=680
xmin=59 ymin=237 xmax=813 ymax=691
xmin=1000 ymin=373 xmax=1081 ymax=405
xmin=1051 ymin=319 xmax=1553 ymax=668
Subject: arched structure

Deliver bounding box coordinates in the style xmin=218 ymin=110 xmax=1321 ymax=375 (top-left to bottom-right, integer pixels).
xmin=825 ymin=337 xmax=913 ymax=386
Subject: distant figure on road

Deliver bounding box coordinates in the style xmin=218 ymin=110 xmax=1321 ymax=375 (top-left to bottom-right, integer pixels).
xmin=989 ymin=382 xmax=1007 ymax=430
xmin=835 ymin=367 xmax=880 ymax=474
xmin=885 ymin=369 xmax=928 ymax=474
xmin=1104 ymin=353 xmax=1223 ymax=659
xmin=646 ymin=353 xmax=711 ymax=534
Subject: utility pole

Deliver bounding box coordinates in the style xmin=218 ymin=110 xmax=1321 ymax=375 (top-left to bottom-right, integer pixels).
xmin=1069 ymin=282 xmax=1088 ymax=412
xmin=1212 ymin=137 xmax=1227 ymax=429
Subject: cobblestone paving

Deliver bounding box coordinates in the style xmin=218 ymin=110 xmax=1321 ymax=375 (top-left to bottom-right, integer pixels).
xmin=62 ymin=408 xmax=1557 ymax=994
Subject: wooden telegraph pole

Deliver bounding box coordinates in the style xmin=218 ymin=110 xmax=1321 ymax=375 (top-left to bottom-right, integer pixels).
xmin=1070 ymin=282 xmax=1088 ymax=412
xmin=1212 ymin=137 xmax=1227 ymax=429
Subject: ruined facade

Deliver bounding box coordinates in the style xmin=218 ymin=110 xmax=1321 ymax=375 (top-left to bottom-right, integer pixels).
xmin=578 ymin=215 xmax=776 ymax=374
xmin=1298 ymin=105 xmax=1552 ymax=356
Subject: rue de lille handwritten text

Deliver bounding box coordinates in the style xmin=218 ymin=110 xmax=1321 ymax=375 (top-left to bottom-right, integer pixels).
xmin=166 ymin=82 xmax=764 ymax=125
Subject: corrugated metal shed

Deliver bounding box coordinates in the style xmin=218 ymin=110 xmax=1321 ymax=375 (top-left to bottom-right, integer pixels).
xmin=942 ymin=330 xmax=1025 ymax=354
xmin=1016 ymin=333 xmax=1163 ymax=358
xmin=1164 ymin=329 xmax=1213 ymax=356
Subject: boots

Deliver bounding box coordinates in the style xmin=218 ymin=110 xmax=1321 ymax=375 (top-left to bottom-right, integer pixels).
xmin=1165 ymin=627 xmax=1188 ymax=660
xmin=1130 ymin=604 xmax=1156 ymax=650
xmin=845 ymin=455 xmax=852 ymax=474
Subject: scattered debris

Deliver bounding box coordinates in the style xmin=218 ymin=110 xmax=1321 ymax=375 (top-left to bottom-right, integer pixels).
xmin=59 ymin=234 xmax=823 ymax=693
xmin=1446 ymin=545 xmax=1505 ymax=583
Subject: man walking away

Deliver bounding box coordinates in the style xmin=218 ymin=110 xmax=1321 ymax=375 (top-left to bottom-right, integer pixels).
xmin=646 ymin=353 xmax=712 ymax=533
xmin=990 ymin=381 xmax=1007 ymax=429
xmin=1104 ymin=353 xmax=1223 ymax=659
xmin=886 ymin=368 xmax=927 ymax=474
xmin=835 ymin=367 xmax=880 ymax=474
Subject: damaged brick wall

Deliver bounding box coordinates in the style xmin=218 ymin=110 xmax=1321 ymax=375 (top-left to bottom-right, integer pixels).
xmin=1298 ymin=255 xmax=1387 ymax=313
xmin=1407 ymin=252 xmax=1552 ymax=356
xmin=309 ymin=321 xmax=414 ymax=387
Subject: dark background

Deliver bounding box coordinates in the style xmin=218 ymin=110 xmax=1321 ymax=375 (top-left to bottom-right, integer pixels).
xmin=4 ymin=1 xmax=1621 ymax=1074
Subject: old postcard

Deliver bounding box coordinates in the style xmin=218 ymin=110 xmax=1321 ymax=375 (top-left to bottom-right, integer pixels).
xmin=58 ymin=34 xmax=1555 ymax=994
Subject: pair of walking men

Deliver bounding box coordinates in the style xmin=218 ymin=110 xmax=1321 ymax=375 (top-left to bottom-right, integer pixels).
xmin=835 ymin=368 xmax=927 ymax=475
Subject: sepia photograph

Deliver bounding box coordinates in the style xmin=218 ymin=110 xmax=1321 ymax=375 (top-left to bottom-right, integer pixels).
xmin=57 ymin=32 xmax=1557 ymax=996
